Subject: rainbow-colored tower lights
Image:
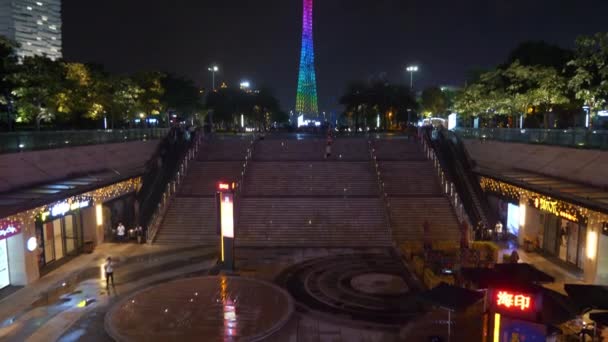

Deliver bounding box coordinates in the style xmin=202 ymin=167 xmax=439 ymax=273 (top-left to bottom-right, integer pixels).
xmin=295 ymin=0 xmax=319 ymax=117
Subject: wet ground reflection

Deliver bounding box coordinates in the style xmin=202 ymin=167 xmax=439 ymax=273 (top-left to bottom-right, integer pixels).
xmin=106 ymin=276 xmax=293 ymax=342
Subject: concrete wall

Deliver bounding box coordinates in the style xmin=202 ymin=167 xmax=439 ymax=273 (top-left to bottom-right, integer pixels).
xmin=0 ymin=140 xmax=159 ymax=192
xmin=463 ymin=140 xmax=608 ymax=188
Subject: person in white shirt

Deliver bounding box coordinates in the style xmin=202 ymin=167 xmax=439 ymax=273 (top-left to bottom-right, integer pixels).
xmin=104 ymin=257 xmax=115 ymax=288
xmin=495 ymin=221 xmax=503 ymax=240
xmin=117 ymin=223 xmax=126 ymax=243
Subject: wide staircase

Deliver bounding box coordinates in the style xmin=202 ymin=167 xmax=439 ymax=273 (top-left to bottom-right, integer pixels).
xmin=374 ymin=138 xmax=460 ymax=243
xmin=154 ymin=135 xmax=253 ymax=245
xmin=238 ymin=137 xmax=392 ymax=247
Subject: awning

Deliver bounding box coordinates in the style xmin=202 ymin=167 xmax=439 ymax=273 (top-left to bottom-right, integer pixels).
xmin=564 ymin=284 xmax=608 ymax=312
xmin=418 ymin=282 xmax=484 ymax=311
xmin=461 ymin=263 xmax=555 ymax=288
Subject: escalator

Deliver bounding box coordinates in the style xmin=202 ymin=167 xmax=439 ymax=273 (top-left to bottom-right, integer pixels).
xmin=422 ymin=127 xmax=495 ymax=236
xmin=136 ymin=127 xmax=196 ymax=231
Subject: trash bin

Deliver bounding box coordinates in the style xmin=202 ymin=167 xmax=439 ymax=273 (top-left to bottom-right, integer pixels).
xmin=84 ymin=240 xmax=95 ymax=253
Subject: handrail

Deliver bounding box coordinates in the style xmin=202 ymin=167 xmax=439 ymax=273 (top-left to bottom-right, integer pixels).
xmin=0 ymin=128 xmax=169 ymax=154
xmin=454 ymin=127 xmax=608 ymax=150
xmin=419 ymin=129 xmax=471 ymax=230
xmin=368 ymin=137 xmax=396 ymax=247
xmin=146 ymin=134 xmax=202 ymax=244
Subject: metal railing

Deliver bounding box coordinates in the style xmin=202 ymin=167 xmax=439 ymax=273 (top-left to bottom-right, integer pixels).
xmin=368 ymin=138 xmax=396 ymax=247
xmin=455 ymin=128 xmax=608 ymax=150
xmin=420 ymin=132 xmax=470 ymax=229
xmin=146 ymin=135 xmax=202 ymax=244
xmin=235 ymin=135 xmax=257 ymax=196
xmin=0 ymin=128 xmax=170 ymax=153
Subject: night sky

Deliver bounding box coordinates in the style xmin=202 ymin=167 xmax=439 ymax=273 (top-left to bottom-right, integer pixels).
xmin=63 ymin=0 xmax=608 ymax=113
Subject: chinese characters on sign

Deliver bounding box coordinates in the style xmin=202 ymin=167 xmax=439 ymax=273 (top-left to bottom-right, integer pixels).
xmin=496 ymin=291 xmax=532 ymax=311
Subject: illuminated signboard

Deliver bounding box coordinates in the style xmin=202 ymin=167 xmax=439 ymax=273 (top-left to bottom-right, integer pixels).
xmin=531 ymin=197 xmax=580 ymax=223
xmin=496 ymin=291 xmax=532 ymax=311
xmin=41 ymin=198 xmax=92 ymax=221
xmin=0 ymin=220 xmax=22 ymax=241
xmin=220 ymin=193 xmax=234 ymax=239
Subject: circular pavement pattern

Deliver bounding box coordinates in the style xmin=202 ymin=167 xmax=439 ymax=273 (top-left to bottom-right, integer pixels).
xmin=275 ymin=253 xmax=421 ymax=327
xmin=105 ymin=276 xmax=294 ymax=342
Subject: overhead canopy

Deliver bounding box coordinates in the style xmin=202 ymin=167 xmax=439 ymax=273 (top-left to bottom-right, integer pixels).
xmin=418 ymin=282 xmax=484 ymax=311
xmin=462 ymin=263 xmax=555 ymax=288
xmin=590 ymin=312 xmax=608 ymax=326
xmin=564 ymin=284 xmax=608 ymax=312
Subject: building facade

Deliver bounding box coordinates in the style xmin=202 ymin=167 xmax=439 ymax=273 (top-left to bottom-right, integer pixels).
xmin=0 ymin=0 xmax=62 ymax=60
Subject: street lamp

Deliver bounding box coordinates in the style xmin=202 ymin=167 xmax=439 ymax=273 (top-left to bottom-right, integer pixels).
xmin=406 ymin=65 xmax=419 ymax=89
xmin=208 ymin=65 xmax=219 ymax=91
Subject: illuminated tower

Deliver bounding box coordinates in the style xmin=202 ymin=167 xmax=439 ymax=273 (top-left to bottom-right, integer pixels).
xmin=295 ymin=0 xmax=319 ymax=118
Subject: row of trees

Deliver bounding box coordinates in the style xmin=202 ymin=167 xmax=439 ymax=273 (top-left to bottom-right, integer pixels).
xmin=0 ymin=36 xmax=286 ymax=131
xmin=452 ymin=33 xmax=608 ymax=128
xmin=339 ymin=82 xmax=417 ymax=130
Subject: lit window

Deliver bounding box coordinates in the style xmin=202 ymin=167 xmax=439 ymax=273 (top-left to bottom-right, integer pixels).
xmin=36 ymin=37 xmax=41 ymax=41
xmin=26 ymin=42 xmax=32 ymax=46
xmin=51 ymin=36 xmax=56 ymax=40
xmin=36 ymin=48 xmax=42 ymax=52
xmin=42 ymin=16 xmax=48 ymax=21
xmin=26 ymin=6 xmax=32 ymax=10
xmin=37 ymin=20 xmax=43 ymax=25
xmin=36 ymin=1 xmax=43 ymax=5
xmin=49 ymin=25 xmax=56 ymax=30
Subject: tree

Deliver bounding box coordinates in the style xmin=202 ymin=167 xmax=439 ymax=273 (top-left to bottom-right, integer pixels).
xmin=568 ymin=32 xmax=608 ymax=125
xmin=0 ymin=36 xmax=19 ymax=130
xmin=161 ymin=74 xmax=203 ymax=122
xmin=133 ymin=72 xmax=165 ymax=121
xmin=340 ymin=81 xmax=416 ymax=130
xmin=10 ymin=56 xmax=66 ymax=130
xmin=421 ymin=86 xmax=448 ymax=117
xmin=505 ymin=41 xmax=573 ymax=70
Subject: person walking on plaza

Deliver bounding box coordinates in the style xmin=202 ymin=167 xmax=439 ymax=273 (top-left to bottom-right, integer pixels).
xmin=104 ymin=257 xmax=115 ymax=289
xmin=116 ymin=222 xmax=126 ymax=243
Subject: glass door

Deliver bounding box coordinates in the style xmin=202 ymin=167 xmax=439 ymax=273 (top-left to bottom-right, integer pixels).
xmin=53 ymin=219 xmax=64 ymax=261
xmin=44 ymin=222 xmax=55 ymax=263
xmin=566 ymin=221 xmax=579 ymax=265
xmin=64 ymin=215 xmax=76 ymax=255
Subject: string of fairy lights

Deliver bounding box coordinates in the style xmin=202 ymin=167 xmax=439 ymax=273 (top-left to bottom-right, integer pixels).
xmin=1 ymin=177 xmax=142 ymax=230
xmin=480 ymin=176 xmax=608 ymax=228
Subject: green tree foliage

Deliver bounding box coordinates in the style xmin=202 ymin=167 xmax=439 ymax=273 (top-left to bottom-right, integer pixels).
xmin=205 ymin=86 xmax=283 ymax=130
xmin=421 ymin=86 xmax=448 ymax=117
xmin=161 ymin=74 xmax=203 ymax=120
xmin=568 ymin=32 xmax=608 ymax=120
xmin=0 ymin=37 xmax=18 ymax=129
xmin=340 ymin=81 xmax=416 ymax=130
xmin=10 ymin=56 xmax=66 ymax=129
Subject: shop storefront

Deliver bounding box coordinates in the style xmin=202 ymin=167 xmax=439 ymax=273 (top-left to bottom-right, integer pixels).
xmin=34 ymin=197 xmax=90 ymax=268
xmin=480 ymin=177 xmax=608 ymax=283
xmin=0 ymin=220 xmax=23 ymax=289
xmin=0 ymin=177 xmax=142 ymax=286
xmin=528 ymin=197 xmax=587 ymax=269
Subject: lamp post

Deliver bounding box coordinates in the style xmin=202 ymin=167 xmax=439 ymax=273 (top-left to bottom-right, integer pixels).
xmin=406 ymin=65 xmax=419 ymax=89
xmin=208 ymin=65 xmax=219 ymax=91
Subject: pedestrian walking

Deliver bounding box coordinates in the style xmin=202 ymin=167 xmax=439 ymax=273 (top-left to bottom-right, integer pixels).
xmin=104 ymin=257 xmax=115 ymax=288
xmin=116 ymin=222 xmax=126 ymax=243
xmin=136 ymin=226 xmax=143 ymax=244
xmin=495 ymin=221 xmax=503 ymax=241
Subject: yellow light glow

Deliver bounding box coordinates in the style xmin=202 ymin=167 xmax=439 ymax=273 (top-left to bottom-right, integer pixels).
xmin=493 ymin=313 xmax=501 ymax=342
xmin=96 ymin=204 xmax=103 ymax=227
xmin=221 ymin=236 xmax=225 ymax=262
xmin=587 ymin=230 xmax=598 ymax=260
xmin=519 ymin=204 xmax=526 ymax=228
xmin=77 ymin=300 xmax=86 ymax=308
